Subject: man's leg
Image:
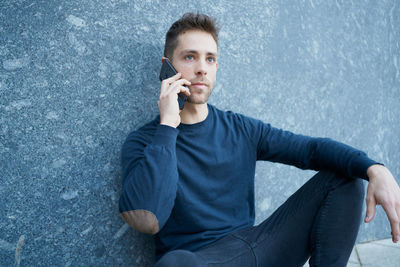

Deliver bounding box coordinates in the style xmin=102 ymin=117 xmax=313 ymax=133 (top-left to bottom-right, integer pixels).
xmin=155 ymin=234 xmax=257 ymax=267
xmin=233 ymin=170 xmax=365 ymax=266
xmin=155 ymin=235 xmax=256 ymax=267
xmin=155 ymin=250 xmax=202 ymax=267
xmin=156 ymin=170 xmax=364 ymax=267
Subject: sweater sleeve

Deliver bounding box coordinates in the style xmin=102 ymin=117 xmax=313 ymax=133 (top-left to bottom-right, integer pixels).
xmin=118 ymin=124 xmax=179 ymax=233
xmin=243 ymin=117 xmax=379 ymax=181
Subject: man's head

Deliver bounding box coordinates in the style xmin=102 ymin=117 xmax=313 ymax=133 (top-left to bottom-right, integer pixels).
xmin=163 ymin=13 xmax=220 ymax=104
xmin=164 ymin=13 xmax=219 ymax=61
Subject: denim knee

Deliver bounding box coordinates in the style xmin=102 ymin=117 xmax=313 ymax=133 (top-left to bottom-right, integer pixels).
xmin=339 ymin=172 xmax=365 ymax=199
xmin=155 ymin=250 xmax=201 ymax=267
xmin=328 ymin=170 xmax=366 ymax=204
xmin=350 ymin=177 xmax=365 ymax=201
xmin=315 ymin=170 xmax=365 ymax=204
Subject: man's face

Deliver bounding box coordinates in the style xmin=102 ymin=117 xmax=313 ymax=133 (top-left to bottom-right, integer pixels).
xmin=171 ymin=30 xmax=218 ymax=104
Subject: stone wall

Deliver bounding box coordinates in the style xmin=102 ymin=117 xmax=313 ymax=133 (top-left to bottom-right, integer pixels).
xmin=1 ymin=0 xmax=399 ymax=266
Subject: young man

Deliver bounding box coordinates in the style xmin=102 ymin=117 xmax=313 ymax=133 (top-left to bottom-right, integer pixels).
xmin=119 ymin=13 xmax=400 ymax=266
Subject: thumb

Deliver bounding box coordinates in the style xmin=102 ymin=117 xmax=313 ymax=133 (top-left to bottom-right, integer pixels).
xmin=365 ymin=193 xmax=377 ymax=223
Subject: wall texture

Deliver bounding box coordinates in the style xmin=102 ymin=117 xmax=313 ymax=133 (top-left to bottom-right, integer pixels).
xmin=1 ymin=0 xmax=399 ymax=266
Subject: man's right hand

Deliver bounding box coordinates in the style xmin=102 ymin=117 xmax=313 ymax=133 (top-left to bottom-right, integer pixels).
xmin=158 ymin=73 xmax=191 ymax=128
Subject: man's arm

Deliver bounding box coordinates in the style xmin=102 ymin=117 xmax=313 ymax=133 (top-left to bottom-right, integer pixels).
xmin=250 ymin=120 xmax=377 ymax=180
xmin=119 ymin=124 xmax=179 ymax=234
xmin=119 ymin=73 xmax=190 ymax=234
xmin=240 ymin=117 xmax=400 ymax=241
xmin=365 ymin=164 xmax=400 ymax=243
xmin=263 ymin=123 xmax=400 ymax=242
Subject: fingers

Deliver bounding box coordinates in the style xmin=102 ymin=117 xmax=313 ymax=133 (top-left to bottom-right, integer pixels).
xmin=178 ymin=86 xmax=191 ymax=96
xmin=179 ymin=86 xmax=191 ymax=96
xmin=366 ymin=165 xmax=400 ymax=243
xmin=166 ymin=78 xmax=191 ymax=95
xmin=397 ymin=205 xmax=400 ymax=242
xmin=382 ymin=204 xmax=400 ymax=242
xmin=160 ymin=73 xmax=191 ymax=97
xmin=166 ymin=82 xmax=190 ymax=97
xmin=365 ymin=186 xmax=377 ymax=223
xmin=162 ymin=72 xmax=181 ymax=86
xmin=160 ymin=73 xmax=181 ymax=96
xmin=365 ymin=189 xmax=400 ymax=242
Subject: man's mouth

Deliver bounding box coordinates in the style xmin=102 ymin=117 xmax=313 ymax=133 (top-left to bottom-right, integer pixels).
xmin=191 ymin=82 xmax=209 ymax=90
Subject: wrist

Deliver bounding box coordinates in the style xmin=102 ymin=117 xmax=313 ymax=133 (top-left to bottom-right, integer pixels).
xmin=367 ymin=164 xmax=386 ymax=182
xmin=159 ymin=111 xmax=180 ymax=128
xmin=160 ymin=116 xmax=179 ymax=128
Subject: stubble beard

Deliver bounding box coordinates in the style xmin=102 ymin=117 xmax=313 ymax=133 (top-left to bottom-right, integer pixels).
xmin=187 ymin=85 xmax=213 ymax=104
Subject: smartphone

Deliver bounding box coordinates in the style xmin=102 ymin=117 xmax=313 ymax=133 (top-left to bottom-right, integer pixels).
xmin=159 ymin=58 xmax=188 ymax=110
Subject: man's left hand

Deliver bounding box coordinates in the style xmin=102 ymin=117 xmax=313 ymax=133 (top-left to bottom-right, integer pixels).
xmin=365 ymin=164 xmax=400 ymax=243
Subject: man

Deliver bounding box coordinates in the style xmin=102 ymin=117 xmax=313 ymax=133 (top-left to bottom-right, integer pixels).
xmin=119 ymin=13 xmax=400 ymax=266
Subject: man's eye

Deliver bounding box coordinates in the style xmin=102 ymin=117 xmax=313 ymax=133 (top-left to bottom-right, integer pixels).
xmin=185 ymin=55 xmax=194 ymax=60
xmin=207 ymin=57 xmax=216 ymax=63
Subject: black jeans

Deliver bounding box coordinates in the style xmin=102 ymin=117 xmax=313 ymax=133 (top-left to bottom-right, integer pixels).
xmin=155 ymin=171 xmax=365 ymax=267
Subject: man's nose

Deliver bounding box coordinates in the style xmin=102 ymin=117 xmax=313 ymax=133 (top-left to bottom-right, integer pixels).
xmin=195 ymin=59 xmax=207 ymax=75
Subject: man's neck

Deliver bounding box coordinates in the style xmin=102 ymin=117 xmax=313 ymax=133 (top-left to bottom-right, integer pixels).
xmin=180 ymin=103 xmax=208 ymax=125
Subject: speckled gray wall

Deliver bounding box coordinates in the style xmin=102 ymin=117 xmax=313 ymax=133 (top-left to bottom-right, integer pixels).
xmin=1 ymin=0 xmax=399 ymax=266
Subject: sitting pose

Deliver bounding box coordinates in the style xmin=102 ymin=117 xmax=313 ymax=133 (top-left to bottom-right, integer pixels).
xmin=119 ymin=13 xmax=400 ymax=266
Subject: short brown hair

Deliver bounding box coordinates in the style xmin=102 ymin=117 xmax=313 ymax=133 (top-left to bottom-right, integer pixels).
xmin=164 ymin=12 xmax=220 ymax=60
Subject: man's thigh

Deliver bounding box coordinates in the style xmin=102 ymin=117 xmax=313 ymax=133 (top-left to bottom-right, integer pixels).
xmin=195 ymin=234 xmax=256 ymax=266
xmin=156 ymin=234 xmax=256 ymax=267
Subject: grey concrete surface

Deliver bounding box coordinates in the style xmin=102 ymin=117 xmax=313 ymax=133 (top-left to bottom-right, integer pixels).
xmin=356 ymin=239 xmax=400 ymax=267
xmin=1 ymin=0 xmax=399 ymax=266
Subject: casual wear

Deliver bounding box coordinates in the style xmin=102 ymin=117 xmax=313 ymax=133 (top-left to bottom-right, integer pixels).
xmin=119 ymin=104 xmax=378 ymax=263
xmin=155 ymin=171 xmax=365 ymax=266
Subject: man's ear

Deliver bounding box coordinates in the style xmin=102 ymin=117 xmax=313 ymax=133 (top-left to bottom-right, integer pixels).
xmin=216 ymin=62 xmax=218 ymax=70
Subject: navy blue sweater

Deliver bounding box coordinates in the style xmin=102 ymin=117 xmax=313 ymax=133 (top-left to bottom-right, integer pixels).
xmin=119 ymin=104 xmax=377 ymax=259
